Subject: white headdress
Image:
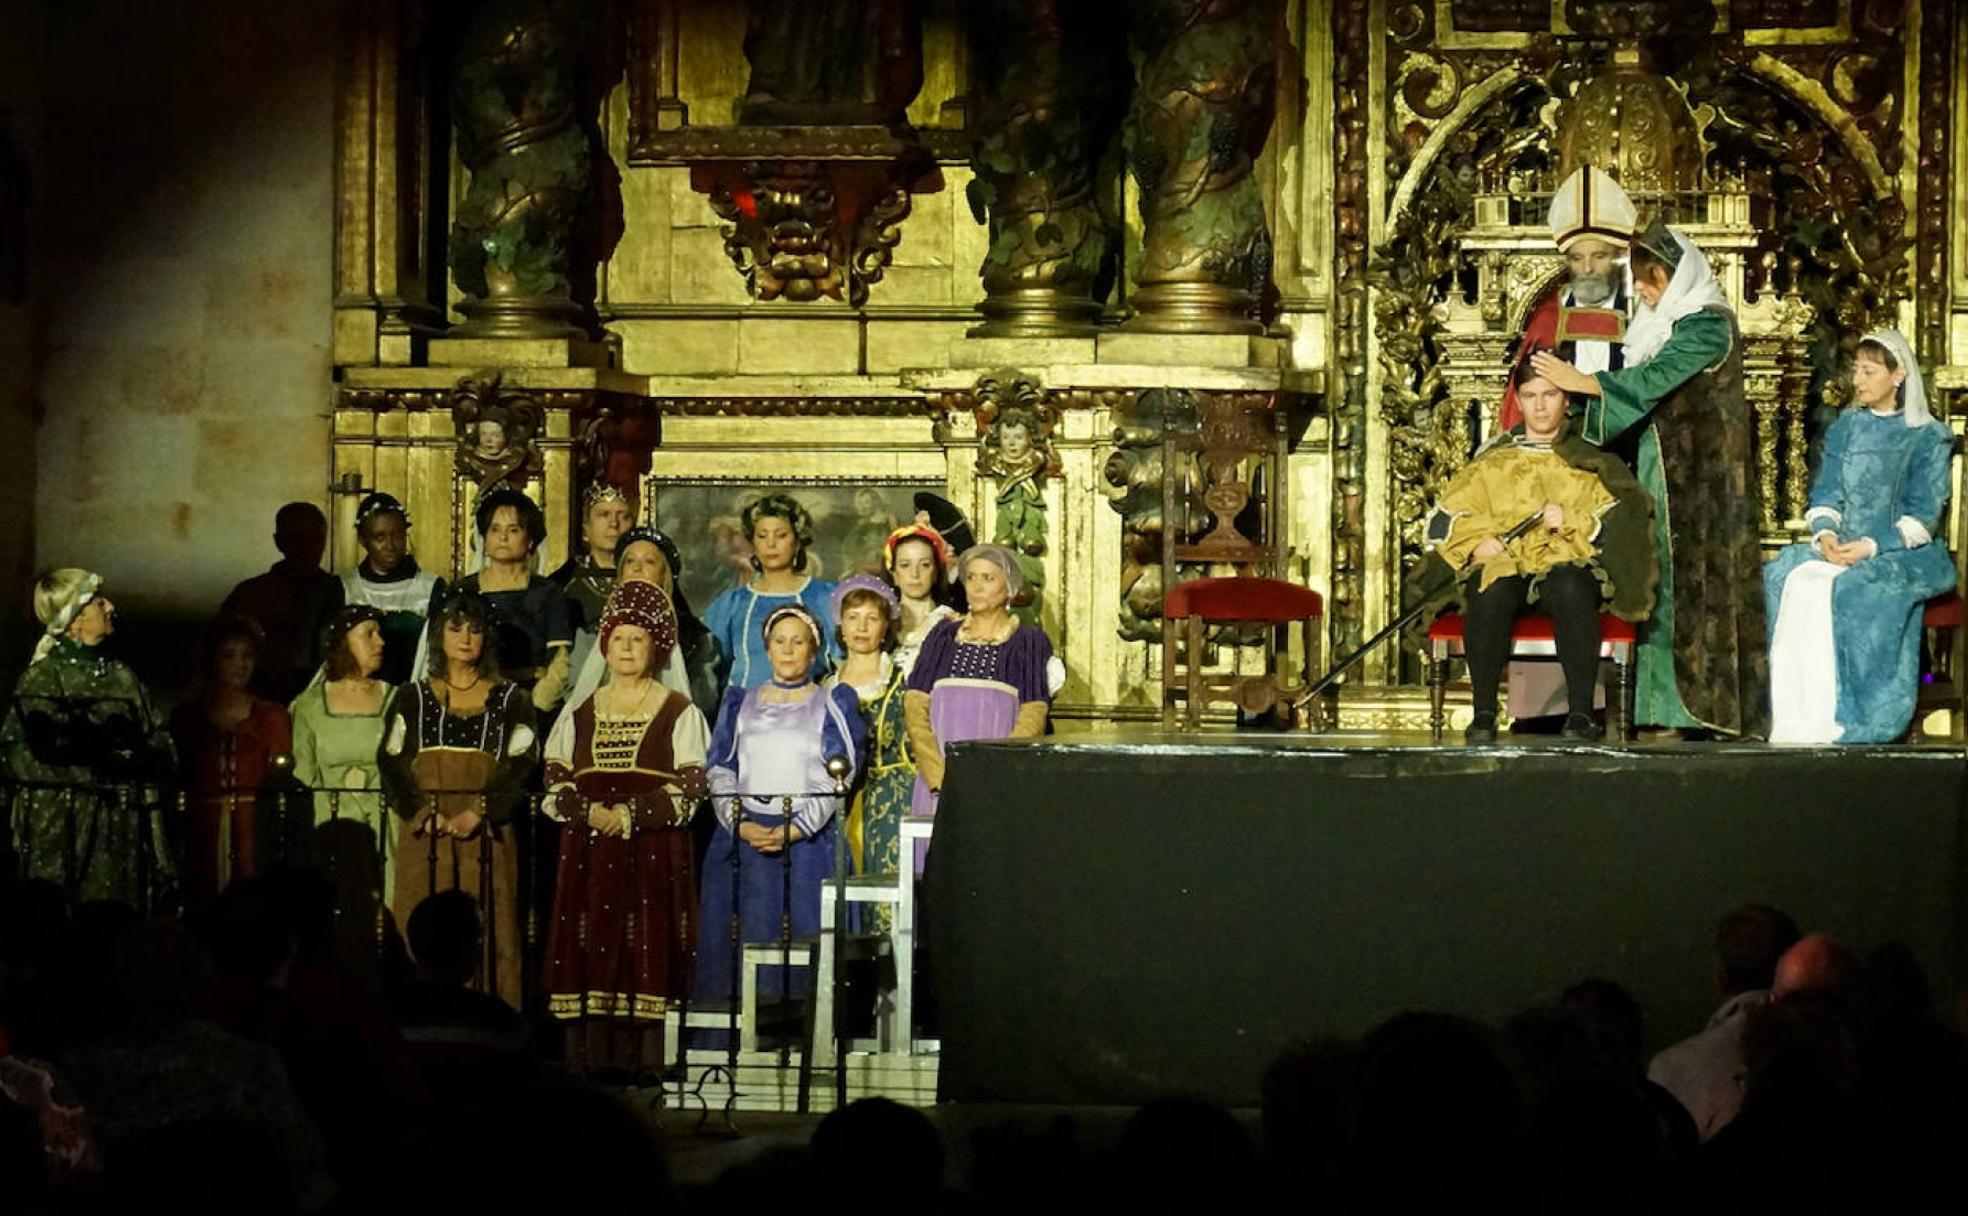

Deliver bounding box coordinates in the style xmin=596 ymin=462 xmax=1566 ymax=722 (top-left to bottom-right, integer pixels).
xmin=31 ymin=571 xmax=103 ymax=665
xmin=1621 ymin=228 xmax=1732 ymax=368
xmin=1548 ymin=166 xmax=1638 ymax=252
xmin=1860 ymin=329 xmax=1934 ymax=429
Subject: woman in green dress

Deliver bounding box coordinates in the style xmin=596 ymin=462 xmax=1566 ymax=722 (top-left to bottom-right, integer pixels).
xmin=1532 ymin=219 xmax=1769 ymax=738
xmin=1 ymin=569 xmax=175 ymax=905
xmin=824 ymin=574 xmax=913 ymax=931
xmin=290 ymin=605 xmax=396 ymax=900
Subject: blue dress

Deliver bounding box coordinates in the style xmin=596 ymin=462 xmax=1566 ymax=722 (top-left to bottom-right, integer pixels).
xmin=1764 ymin=410 xmax=1955 ymax=743
xmin=702 ymin=577 xmax=840 ymax=698
xmin=692 ymin=681 xmax=865 ymax=1004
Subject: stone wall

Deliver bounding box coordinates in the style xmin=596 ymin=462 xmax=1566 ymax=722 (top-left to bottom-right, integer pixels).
xmin=27 ymin=0 xmax=341 ymax=694
xmin=0 ymin=0 xmax=43 ymax=678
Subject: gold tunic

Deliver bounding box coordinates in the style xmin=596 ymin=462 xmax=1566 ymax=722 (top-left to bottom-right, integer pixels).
xmin=1430 ymin=444 xmax=1616 ymax=591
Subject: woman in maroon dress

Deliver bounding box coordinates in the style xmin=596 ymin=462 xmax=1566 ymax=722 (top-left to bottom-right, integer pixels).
xmin=541 ymin=580 xmax=710 ymax=1075
xmin=169 ymin=615 xmax=293 ymax=902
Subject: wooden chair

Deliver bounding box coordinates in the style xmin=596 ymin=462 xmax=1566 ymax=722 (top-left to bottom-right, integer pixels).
xmin=1916 ymin=595 xmax=1964 ymax=741
xmin=1162 ymin=577 xmax=1324 ymax=728
xmin=1425 ymin=612 xmax=1637 ymax=742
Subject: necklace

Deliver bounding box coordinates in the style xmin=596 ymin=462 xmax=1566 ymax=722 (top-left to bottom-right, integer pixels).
xmin=443 ymin=671 xmax=482 ymax=693
xmin=959 ymin=613 xmax=1013 ymax=645
xmin=602 ymin=679 xmax=656 ymax=718
xmin=769 ymin=676 xmax=810 ymax=690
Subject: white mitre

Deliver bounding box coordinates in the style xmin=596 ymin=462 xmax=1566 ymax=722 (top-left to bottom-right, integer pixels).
xmin=1549 ymin=166 xmax=1638 ymax=252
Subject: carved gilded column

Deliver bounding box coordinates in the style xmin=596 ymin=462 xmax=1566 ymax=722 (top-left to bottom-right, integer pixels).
xmin=1915 ymin=0 xmax=1954 ymax=363
xmin=964 ymin=0 xmax=1126 ymax=336
xmin=1328 ymin=0 xmax=1370 ymax=660
xmin=449 ymin=0 xmax=596 ymax=338
xmin=1121 ymin=0 xmax=1279 ymax=334
xmin=335 ymin=0 xmax=444 ymax=365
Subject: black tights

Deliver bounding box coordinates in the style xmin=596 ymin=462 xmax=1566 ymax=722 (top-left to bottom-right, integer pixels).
xmin=1462 ymin=564 xmax=1602 ymax=717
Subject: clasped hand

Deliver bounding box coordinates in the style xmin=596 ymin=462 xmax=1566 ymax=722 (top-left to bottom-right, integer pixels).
xmin=419 ymin=809 xmax=483 ymax=839
xmin=586 ymin=803 xmax=634 ymax=839
xmin=738 ymin=819 xmax=804 ymax=855
xmin=1815 ymin=534 xmax=1872 ymax=567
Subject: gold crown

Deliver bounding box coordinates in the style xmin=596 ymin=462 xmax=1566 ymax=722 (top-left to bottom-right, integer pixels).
xmin=582 ymin=482 xmax=637 ymax=511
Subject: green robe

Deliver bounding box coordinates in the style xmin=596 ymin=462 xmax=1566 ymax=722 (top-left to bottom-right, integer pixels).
xmin=1 ymin=640 xmax=176 ymax=903
xmin=1581 ymin=307 xmax=1770 ymax=737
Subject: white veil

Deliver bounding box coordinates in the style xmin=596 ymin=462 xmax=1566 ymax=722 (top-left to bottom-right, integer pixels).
xmin=1860 ymin=328 xmax=1934 ymax=428
xmin=1622 ymin=229 xmax=1732 ymax=368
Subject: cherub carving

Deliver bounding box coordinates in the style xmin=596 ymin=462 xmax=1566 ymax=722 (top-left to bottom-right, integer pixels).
xmin=451 ymin=374 xmax=546 ymax=494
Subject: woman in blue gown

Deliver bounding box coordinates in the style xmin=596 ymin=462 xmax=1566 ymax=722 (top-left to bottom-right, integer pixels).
xmin=703 ymin=492 xmax=838 ymax=700
xmin=694 ymin=604 xmax=864 ymax=1006
xmin=1765 ymin=329 xmax=1956 ymax=743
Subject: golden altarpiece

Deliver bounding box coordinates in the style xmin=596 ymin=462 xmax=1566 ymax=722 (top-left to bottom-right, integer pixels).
xmin=330 ymin=0 xmax=1968 ymax=730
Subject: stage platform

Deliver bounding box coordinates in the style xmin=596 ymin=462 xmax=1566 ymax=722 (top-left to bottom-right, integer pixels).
xmin=928 ymin=730 xmax=1968 ymax=1109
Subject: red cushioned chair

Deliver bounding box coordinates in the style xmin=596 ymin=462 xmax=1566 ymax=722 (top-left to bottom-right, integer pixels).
xmin=1162 ymin=577 xmax=1325 ymax=729
xmin=1425 ymin=611 xmax=1637 ymax=743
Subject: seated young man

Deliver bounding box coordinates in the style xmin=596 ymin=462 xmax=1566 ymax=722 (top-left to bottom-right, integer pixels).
xmin=1421 ymin=359 xmax=1656 ymax=744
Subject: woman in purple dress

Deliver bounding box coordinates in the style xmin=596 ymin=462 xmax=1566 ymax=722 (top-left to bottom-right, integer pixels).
xmin=904 ymin=544 xmax=1054 ymax=835
xmin=693 ymin=604 xmax=865 ymax=1004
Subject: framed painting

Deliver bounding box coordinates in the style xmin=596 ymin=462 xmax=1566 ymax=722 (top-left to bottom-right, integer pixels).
xmin=642 ymin=480 xmax=943 ymax=615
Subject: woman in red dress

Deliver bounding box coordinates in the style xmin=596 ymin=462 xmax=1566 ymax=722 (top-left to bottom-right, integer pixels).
xmin=169 ymin=615 xmax=293 ymax=902
xmin=541 ymin=580 xmax=709 ymax=1076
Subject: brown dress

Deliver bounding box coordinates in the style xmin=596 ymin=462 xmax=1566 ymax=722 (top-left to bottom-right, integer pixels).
xmin=541 ymin=689 xmax=709 ymax=1074
xmin=378 ymin=680 xmax=537 ymax=1009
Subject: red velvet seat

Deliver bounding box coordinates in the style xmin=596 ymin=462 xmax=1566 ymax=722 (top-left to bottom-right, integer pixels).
xmin=1424 ymin=610 xmax=1638 ymax=743
xmin=1165 ymin=576 xmax=1324 ymax=624
xmin=1162 ymin=577 xmax=1325 ymax=729
xmin=1427 ymin=612 xmax=1637 ymax=645
xmin=1923 ymin=593 xmax=1962 ymax=630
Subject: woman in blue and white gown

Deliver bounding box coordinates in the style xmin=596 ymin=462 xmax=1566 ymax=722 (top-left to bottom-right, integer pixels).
xmin=1764 ymin=329 xmax=1956 ymax=743
xmin=693 ymin=604 xmax=864 ymax=1005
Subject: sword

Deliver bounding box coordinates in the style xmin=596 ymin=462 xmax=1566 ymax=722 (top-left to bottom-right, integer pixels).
xmin=1295 ymin=508 xmax=1549 ymax=712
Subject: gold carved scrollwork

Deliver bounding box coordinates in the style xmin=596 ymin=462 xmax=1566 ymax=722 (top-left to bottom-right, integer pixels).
xmin=1328 ymin=0 xmax=1373 ymax=658
xmin=698 ymin=158 xmax=930 ymax=308
xmin=1553 ymin=67 xmax=1711 ymax=195
xmin=1373 ymin=197 xmax=1467 ymax=568
xmin=1104 ymin=388 xmax=1200 ymax=642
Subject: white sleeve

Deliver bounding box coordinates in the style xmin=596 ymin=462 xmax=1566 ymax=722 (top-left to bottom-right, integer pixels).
xmin=671 ymin=703 xmax=710 ymax=771
xmin=543 ymin=698 xmax=580 ymax=775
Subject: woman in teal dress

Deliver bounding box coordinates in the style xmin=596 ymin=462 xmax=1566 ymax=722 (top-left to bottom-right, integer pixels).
xmin=1764 ymin=330 xmax=1956 ymax=743
xmin=823 ymin=574 xmax=914 ymax=932
xmin=1 ymin=569 xmax=175 ymax=905
xmin=703 ymin=492 xmax=837 ymax=700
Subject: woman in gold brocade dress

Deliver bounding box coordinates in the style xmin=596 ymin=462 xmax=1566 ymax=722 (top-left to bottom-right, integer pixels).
xmin=379 ymin=591 xmax=537 ymax=1009
xmin=541 ymin=580 xmax=709 ymax=1075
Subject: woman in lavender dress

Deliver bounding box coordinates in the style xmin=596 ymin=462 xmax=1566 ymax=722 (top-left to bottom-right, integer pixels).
xmin=693 ymin=604 xmax=865 ymax=1004
xmin=904 ymin=545 xmax=1055 ymax=841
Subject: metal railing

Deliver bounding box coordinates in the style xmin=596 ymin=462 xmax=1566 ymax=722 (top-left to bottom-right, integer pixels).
xmin=0 ymin=767 xmax=881 ymax=1115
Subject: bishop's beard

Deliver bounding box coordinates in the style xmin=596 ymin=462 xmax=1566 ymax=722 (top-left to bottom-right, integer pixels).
xmin=1569 ymin=270 xmax=1615 ymax=306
